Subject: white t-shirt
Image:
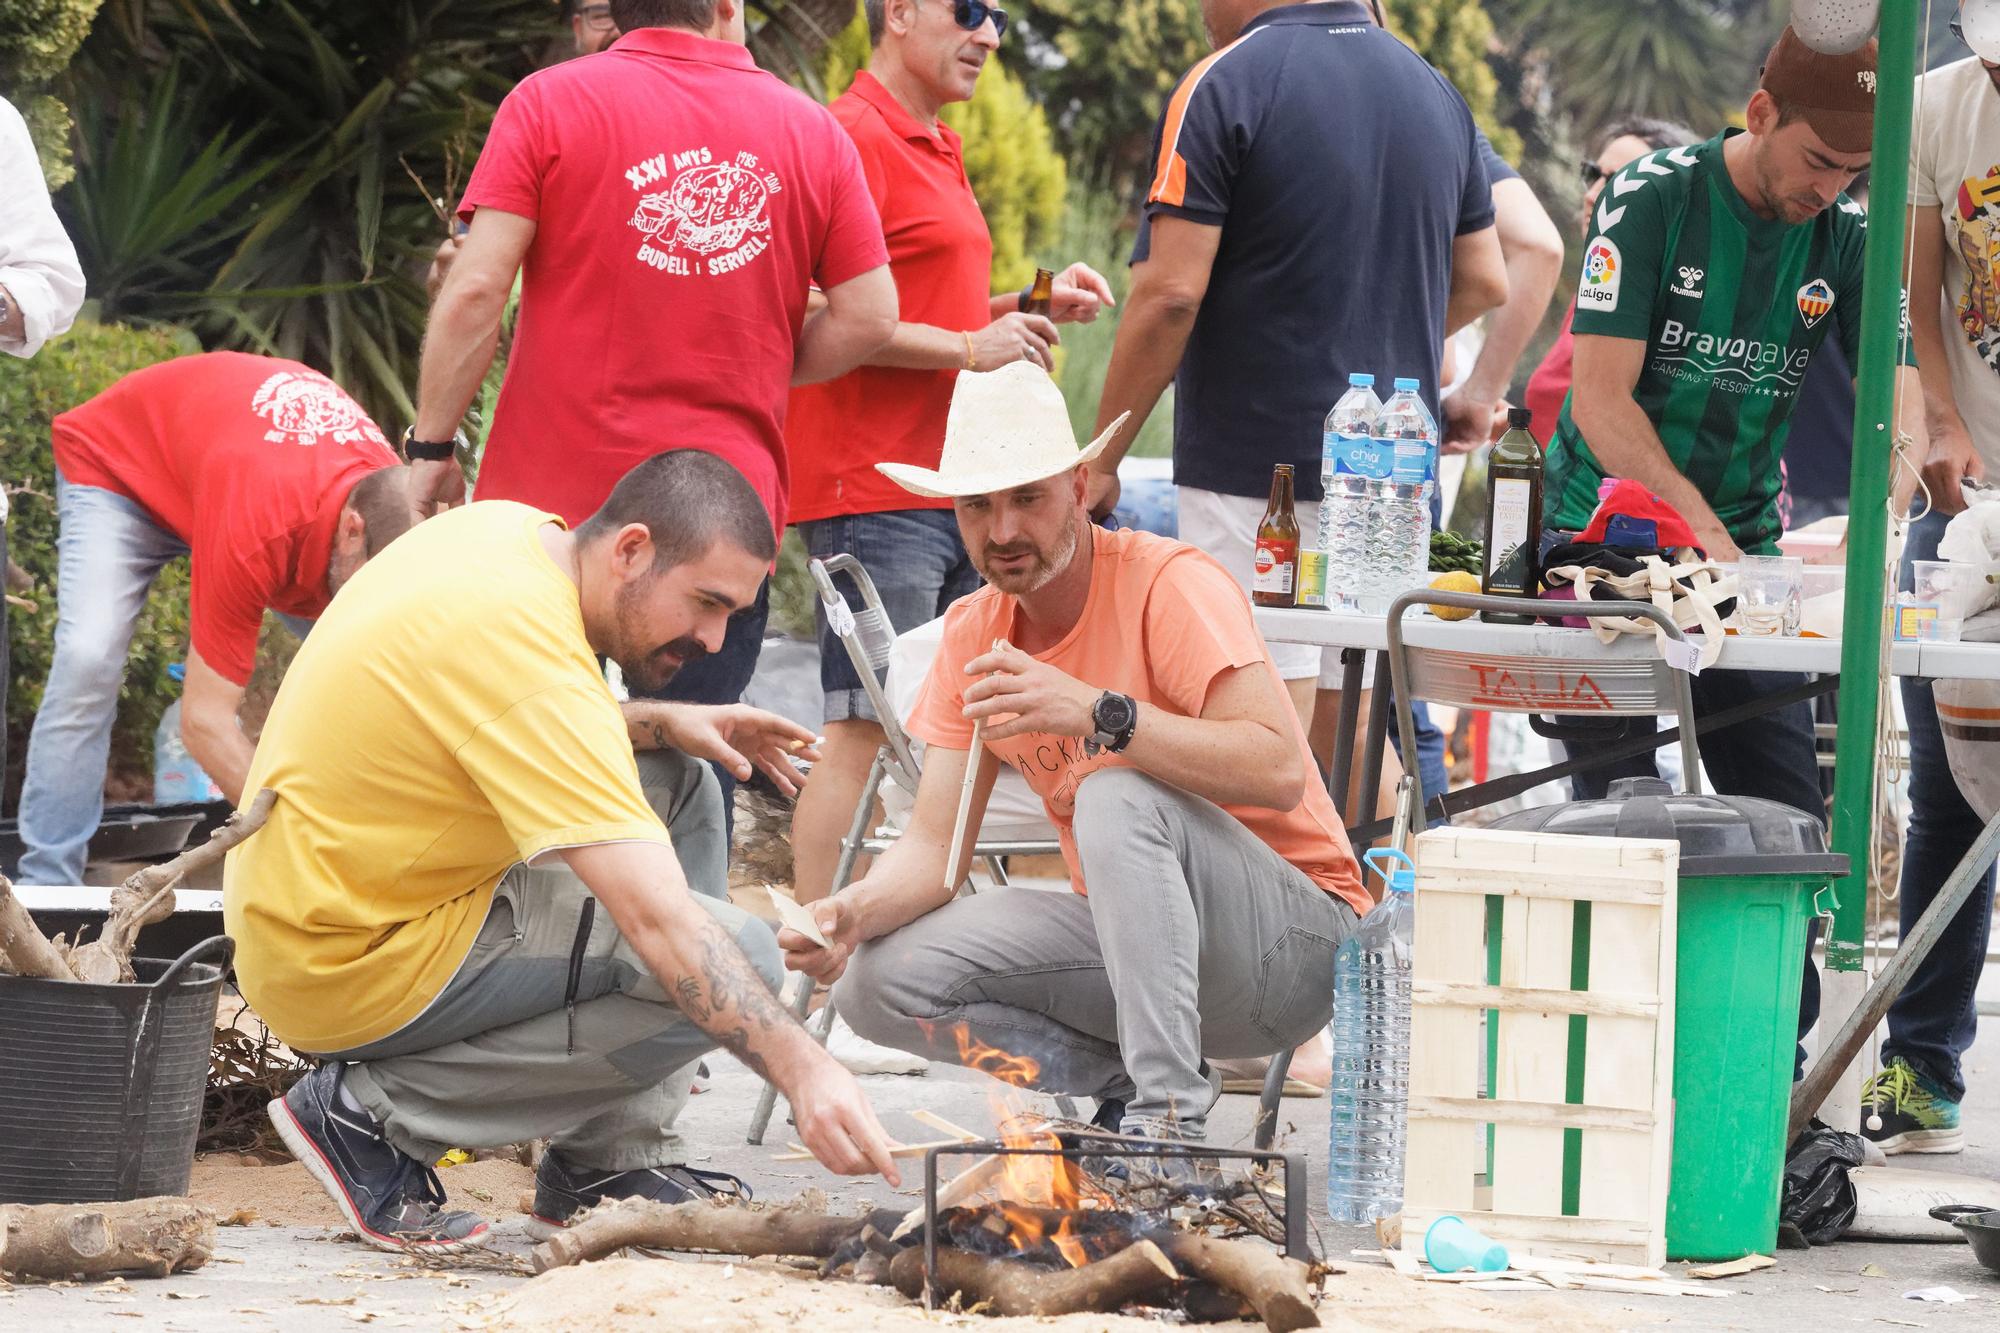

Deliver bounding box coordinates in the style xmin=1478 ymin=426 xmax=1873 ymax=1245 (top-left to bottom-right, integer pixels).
xmin=1914 ymin=57 xmax=2000 ymax=471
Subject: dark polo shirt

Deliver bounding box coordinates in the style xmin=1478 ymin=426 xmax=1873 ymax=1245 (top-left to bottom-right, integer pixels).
xmin=1133 ymin=0 xmax=1495 ymax=502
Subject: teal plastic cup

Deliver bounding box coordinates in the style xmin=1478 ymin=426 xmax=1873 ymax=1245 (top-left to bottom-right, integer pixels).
xmin=1424 ymin=1214 xmax=1508 ymax=1274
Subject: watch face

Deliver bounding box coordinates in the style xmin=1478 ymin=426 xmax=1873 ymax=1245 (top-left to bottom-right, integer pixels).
xmin=1096 ymin=693 xmax=1135 ymax=731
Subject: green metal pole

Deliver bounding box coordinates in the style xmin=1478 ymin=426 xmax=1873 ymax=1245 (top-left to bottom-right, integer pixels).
xmin=1827 ymin=1 xmax=1919 ymax=975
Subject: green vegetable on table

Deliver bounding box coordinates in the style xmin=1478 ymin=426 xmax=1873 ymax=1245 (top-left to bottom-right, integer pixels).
xmin=1429 ymin=530 xmax=1484 ymax=575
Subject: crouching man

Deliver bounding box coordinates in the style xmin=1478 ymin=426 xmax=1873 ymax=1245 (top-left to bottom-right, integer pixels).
xmin=227 ymin=451 xmax=898 ymax=1253
xmin=780 ymin=364 xmax=1369 ymax=1141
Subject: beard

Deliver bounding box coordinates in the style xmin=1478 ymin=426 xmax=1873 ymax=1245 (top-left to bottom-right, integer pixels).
xmin=610 ymin=580 xmax=709 ymax=694
xmin=978 ymin=513 xmax=1081 ymax=595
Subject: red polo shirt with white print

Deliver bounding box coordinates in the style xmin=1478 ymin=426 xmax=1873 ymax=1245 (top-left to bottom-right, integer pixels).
xmin=51 ymin=351 xmax=397 ymax=685
xmin=458 ymin=27 xmax=890 ymax=533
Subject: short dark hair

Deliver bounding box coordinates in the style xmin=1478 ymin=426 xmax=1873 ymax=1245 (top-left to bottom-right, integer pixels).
xmin=346 ymin=466 xmax=416 ymax=558
xmin=864 ymin=0 xmax=886 ymax=46
xmin=575 ymin=449 xmax=777 ymax=570
xmin=1595 ymin=115 xmax=1698 ymax=156
xmin=609 ymin=0 xmax=722 ymax=31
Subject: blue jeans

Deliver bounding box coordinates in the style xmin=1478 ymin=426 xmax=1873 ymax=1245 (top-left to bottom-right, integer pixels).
xmin=18 ymin=475 xmax=190 ymax=885
xmin=798 ymin=510 xmax=980 ymax=723
xmin=639 ymin=577 xmax=770 ymax=847
xmin=1884 ymin=509 xmax=1995 ymax=1103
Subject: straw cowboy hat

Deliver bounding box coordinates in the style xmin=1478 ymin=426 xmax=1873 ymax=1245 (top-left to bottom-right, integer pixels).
xmin=875 ymin=362 xmax=1129 ymax=500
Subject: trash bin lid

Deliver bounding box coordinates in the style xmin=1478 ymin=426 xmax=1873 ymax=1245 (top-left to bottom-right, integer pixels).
xmin=1489 ymin=777 xmax=1848 ymax=878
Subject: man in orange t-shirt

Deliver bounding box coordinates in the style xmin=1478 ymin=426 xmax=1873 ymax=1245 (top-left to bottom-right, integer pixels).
xmin=778 ymin=363 xmax=1363 ymax=1142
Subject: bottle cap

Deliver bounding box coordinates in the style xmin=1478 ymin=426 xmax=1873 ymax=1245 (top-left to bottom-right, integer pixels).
xmin=1349 ymin=372 xmax=1375 ymax=387
xmin=1363 ymin=846 xmax=1417 ymax=894
xmin=1393 ymin=376 xmax=1420 ymax=392
xmin=168 ymin=663 xmax=186 ymax=683
xmin=1508 ymin=407 xmax=1533 ymax=429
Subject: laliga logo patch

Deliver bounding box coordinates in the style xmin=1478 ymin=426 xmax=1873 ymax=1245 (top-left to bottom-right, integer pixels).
xmin=1797 ymin=277 xmax=1835 ymax=329
xmin=1578 ymin=237 xmax=1622 ymax=312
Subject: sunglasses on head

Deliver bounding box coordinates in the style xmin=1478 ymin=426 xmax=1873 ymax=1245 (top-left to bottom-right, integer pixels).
xmin=943 ymin=0 xmax=1008 ymax=39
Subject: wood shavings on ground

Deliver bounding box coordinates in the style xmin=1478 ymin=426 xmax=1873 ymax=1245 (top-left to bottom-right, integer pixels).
xmin=1362 ymin=1245 xmax=1739 ymax=1299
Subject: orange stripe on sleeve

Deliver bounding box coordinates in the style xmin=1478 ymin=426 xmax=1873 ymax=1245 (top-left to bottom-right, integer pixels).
xmin=1147 ymin=30 xmax=1262 ymax=208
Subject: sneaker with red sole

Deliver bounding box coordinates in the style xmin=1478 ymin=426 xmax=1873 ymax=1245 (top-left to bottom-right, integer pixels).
xmin=268 ymin=1062 xmax=489 ymax=1253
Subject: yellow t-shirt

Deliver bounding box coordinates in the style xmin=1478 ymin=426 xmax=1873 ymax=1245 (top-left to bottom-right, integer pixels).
xmin=223 ymin=502 xmax=668 ymax=1052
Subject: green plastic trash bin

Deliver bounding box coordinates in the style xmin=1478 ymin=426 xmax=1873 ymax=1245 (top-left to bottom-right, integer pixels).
xmin=1492 ymin=777 xmax=1845 ymax=1260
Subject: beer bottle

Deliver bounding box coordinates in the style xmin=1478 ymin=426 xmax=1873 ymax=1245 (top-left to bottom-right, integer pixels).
xmin=1481 ymin=407 xmax=1545 ymax=623
xmin=1025 ymin=267 xmax=1055 ymax=318
xmin=1253 ymin=464 xmax=1301 ymax=608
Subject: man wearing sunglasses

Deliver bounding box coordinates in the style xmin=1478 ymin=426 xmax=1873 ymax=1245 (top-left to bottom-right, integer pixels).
xmin=785 ymin=0 xmax=1116 ymax=953
xmin=1859 ymin=0 xmax=2000 ymax=1157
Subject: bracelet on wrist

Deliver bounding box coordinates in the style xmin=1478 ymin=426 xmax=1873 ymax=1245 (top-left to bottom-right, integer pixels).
xmin=964 ymin=331 xmax=977 ymax=372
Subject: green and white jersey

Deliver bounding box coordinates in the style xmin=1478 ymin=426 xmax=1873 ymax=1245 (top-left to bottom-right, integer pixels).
xmin=1547 ymin=129 xmax=1906 ymax=554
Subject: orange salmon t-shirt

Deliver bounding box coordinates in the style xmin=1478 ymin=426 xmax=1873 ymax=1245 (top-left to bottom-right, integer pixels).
xmin=906 ymin=526 xmax=1366 ymax=915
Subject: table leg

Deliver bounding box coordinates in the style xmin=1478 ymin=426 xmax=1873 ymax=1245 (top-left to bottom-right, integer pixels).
xmin=1328 ymin=649 xmax=1365 ymax=824
xmin=1356 ymin=651 xmax=1391 ymax=833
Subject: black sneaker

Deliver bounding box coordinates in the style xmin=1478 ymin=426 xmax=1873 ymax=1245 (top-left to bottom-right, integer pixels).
xmin=1089 ymin=1097 xmax=1127 ymax=1133
xmin=268 ymin=1063 xmax=490 ymax=1253
xmin=527 ymin=1147 xmax=753 ymax=1238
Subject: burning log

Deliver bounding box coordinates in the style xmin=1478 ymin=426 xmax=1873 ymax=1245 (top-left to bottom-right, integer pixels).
xmin=532 ymin=1197 xmax=897 ymax=1273
xmin=0 ymin=1199 xmax=216 ymax=1279
xmin=0 ymin=790 xmax=276 ymax=983
xmin=1161 ymin=1234 xmax=1320 ymax=1333
xmin=889 ymin=1236 xmax=1180 ymax=1317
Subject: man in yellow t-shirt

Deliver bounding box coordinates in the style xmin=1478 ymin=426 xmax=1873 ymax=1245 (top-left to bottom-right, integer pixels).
xmin=227 ymin=451 xmax=898 ymax=1254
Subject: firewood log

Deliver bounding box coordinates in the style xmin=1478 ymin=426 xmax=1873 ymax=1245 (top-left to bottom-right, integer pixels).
xmin=0 ymin=875 xmax=77 ymax=979
xmin=0 ymin=1198 xmax=215 ymax=1279
xmin=1160 ymin=1234 xmax=1320 ymax=1332
xmin=531 ymin=1198 xmax=873 ymax=1272
xmin=888 ymin=1238 xmax=1179 ymax=1317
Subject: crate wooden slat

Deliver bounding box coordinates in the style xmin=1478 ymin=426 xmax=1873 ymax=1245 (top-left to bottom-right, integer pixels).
xmin=1401 ymin=826 xmax=1679 ymax=1270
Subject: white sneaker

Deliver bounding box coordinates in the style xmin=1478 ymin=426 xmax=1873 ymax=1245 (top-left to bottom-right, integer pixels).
xmin=823 ymin=1014 xmax=928 ymax=1076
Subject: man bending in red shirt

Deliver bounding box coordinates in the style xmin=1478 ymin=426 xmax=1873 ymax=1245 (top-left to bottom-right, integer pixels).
xmin=16 ymin=352 xmax=415 ymax=884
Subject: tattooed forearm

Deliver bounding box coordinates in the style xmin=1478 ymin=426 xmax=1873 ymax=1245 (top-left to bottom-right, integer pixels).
xmin=622 ymin=700 xmax=675 ymax=752
xmin=665 ymin=914 xmax=795 ymax=1078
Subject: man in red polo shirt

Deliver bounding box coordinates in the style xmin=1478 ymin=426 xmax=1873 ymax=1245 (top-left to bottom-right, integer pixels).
xmin=410 ymin=0 xmax=896 ymax=815
xmin=16 ymin=352 xmax=414 ymax=884
xmin=785 ymin=0 xmax=1112 ymax=915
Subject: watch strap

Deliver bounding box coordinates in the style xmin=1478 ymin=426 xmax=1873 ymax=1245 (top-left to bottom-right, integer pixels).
xmin=401 ymin=425 xmax=458 ymax=462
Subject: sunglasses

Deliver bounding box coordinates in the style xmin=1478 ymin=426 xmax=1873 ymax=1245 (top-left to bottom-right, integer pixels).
xmin=578 ymin=2 xmax=615 ymax=31
xmin=1579 ymin=159 xmax=1610 ymax=187
xmin=941 ymin=0 xmax=1009 ymax=39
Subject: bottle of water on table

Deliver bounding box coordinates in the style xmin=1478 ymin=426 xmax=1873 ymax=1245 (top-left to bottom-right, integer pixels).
xmin=1320 ymin=373 xmax=1383 ymax=611
xmin=1360 ymin=378 xmax=1438 ymax=613
xmin=1327 ymin=846 xmax=1416 ymax=1223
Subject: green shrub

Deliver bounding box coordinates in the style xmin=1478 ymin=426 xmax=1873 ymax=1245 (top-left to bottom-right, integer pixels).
xmin=0 ymin=318 xmax=198 ymax=799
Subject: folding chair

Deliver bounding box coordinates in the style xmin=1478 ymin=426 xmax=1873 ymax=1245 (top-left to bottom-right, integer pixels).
xmin=1382 ymin=587 xmax=1704 ymax=834
xmin=746 ymin=554 xmax=1070 ymax=1144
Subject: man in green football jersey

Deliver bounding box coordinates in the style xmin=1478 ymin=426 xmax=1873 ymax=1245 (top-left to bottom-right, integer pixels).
xmin=1546 ymin=27 xmax=1927 ymax=1070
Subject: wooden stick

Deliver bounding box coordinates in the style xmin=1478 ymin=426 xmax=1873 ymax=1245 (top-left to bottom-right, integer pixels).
xmin=944 ymin=718 xmax=985 ymax=893
xmin=531 ymin=1198 xmax=869 ymax=1273
xmin=909 ymin=1109 xmax=984 ymax=1142
xmin=0 ymin=1199 xmax=216 ymax=1279
xmin=1160 ymin=1233 xmax=1321 ymax=1332
xmin=0 ymin=875 xmax=79 ymax=979
xmin=890 ymin=1154 xmax=1004 ymax=1240
xmin=69 ymin=789 xmax=276 ymax=984
xmin=889 ymin=1237 xmax=1179 ymax=1317
xmin=772 ymin=1135 xmax=978 ymax=1163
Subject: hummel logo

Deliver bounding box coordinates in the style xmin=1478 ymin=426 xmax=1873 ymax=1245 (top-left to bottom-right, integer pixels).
xmin=1672 ymin=266 xmax=1705 ymax=298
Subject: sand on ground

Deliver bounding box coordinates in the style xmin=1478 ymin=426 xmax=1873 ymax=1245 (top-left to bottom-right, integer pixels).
xmin=187 ymin=1154 xmax=535 ymax=1228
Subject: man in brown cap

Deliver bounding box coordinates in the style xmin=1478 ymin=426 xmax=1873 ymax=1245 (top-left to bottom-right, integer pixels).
xmin=1541 ymin=27 xmax=1925 ymax=1071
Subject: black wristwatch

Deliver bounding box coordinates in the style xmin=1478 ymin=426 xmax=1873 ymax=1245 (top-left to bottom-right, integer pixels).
xmin=1085 ymin=691 xmax=1139 ymax=756
xmin=401 ymin=424 xmax=459 ymax=462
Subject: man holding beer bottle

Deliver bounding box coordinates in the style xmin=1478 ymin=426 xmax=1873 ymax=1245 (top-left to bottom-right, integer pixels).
xmin=785 ymin=0 xmax=1114 ymax=930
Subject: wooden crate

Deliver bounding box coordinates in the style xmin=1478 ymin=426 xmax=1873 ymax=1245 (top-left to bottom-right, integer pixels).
xmin=1400 ymin=826 xmax=1679 ymax=1269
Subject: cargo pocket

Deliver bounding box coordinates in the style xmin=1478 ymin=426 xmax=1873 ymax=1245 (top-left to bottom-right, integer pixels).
xmin=1250 ymin=925 xmax=1338 ymax=1047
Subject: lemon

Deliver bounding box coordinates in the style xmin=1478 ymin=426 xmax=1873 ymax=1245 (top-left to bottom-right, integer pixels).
xmin=1427 ymin=570 xmax=1481 ymax=620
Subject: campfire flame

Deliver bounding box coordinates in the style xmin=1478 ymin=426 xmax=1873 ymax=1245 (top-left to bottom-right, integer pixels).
xmin=950 ymin=1026 xmax=1110 ymax=1269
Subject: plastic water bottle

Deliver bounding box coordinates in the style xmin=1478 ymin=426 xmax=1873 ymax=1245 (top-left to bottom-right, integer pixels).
xmin=154 ymin=664 xmax=223 ymax=803
xmin=1320 ymin=373 xmax=1384 ymax=611
xmin=1327 ymin=847 xmax=1416 ymax=1223
xmin=1359 ymin=378 xmax=1438 ymax=612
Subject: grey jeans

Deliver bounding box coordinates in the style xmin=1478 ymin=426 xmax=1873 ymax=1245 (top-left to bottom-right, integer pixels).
xmin=329 ymin=750 xmax=782 ymax=1170
xmin=836 ymin=768 xmax=1356 ymax=1136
